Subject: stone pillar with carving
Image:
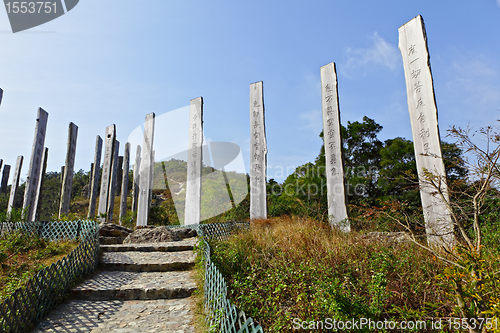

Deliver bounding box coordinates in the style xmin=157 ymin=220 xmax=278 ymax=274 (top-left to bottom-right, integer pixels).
xmin=399 ymin=15 xmax=455 ymax=249
xmin=320 ymin=62 xmax=350 ymax=232
xmin=23 ymin=108 xmax=48 ymax=222
xmin=184 ymin=97 xmax=203 ymax=225
xmin=137 ymin=113 xmax=155 ymax=226
xmin=249 ymin=82 xmax=267 ymax=220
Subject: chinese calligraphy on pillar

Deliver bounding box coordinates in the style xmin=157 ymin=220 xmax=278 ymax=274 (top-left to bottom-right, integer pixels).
xmin=399 ymin=15 xmax=454 ymax=249
xmin=59 ymin=122 xmax=78 ymax=218
xmin=98 ymin=124 xmax=116 ymax=222
xmin=7 ymin=156 xmax=23 ymax=215
xmin=184 ymin=97 xmax=203 ymax=225
xmin=23 ymin=108 xmax=48 ymax=222
xmin=137 ymin=113 xmax=155 ymax=226
xmin=320 ymin=62 xmax=350 ymax=232
xmin=250 ymin=81 xmax=267 ymax=220
xmin=88 ymin=135 xmax=102 ymax=218
xmin=132 ymin=145 xmax=141 ymax=213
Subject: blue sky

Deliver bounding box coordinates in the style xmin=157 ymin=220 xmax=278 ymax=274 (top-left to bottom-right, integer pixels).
xmin=0 ymin=0 xmax=499 ymax=184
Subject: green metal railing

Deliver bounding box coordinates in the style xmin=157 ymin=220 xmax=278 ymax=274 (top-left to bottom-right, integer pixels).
xmin=0 ymin=220 xmax=261 ymax=332
xmin=198 ymin=221 xmax=264 ymax=333
xmin=0 ymin=220 xmax=100 ymax=333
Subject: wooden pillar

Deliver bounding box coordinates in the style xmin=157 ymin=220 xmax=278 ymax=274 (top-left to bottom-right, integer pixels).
xmin=184 ymin=97 xmax=203 ymax=225
xmin=399 ymin=15 xmax=454 ymax=249
xmin=7 ymin=156 xmax=23 ymax=215
xmin=34 ymin=148 xmax=48 ymax=221
xmin=88 ymin=163 xmax=94 ymax=198
xmin=137 ymin=113 xmax=155 ymax=226
xmin=88 ymin=135 xmax=103 ymax=218
xmin=98 ymin=125 xmax=116 ymax=222
xmin=119 ymin=142 xmax=131 ymax=223
xmin=1 ymin=165 xmax=10 ymax=194
xmin=23 ymin=108 xmax=48 ymax=222
xmin=249 ymin=82 xmax=267 ymax=220
xmin=59 ymin=122 xmax=78 ymax=219
xmin=107 ymin=141 xmax=120 ymax=222
xmin=320 ymin=62 xmax=350 ymax=232
xmin=131 ymin=145 xmax=141 ymax=212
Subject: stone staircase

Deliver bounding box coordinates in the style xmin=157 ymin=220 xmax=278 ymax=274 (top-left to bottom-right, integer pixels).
xmin=33 ymin=238 xmax=199 ymax=332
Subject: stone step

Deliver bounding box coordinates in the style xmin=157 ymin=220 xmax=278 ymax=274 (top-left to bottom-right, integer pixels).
xmin=100 ymin=238 xmax=197 ymax=252
xmin=99 ymin=251 xmax=196 ymax=272
xmin=99 ymin=236 xmax=126 ymax=245
xmin=33 ymin=298 xmax=196 ymax=332
xmin=72 ymin=271 xmax=197 ymax=300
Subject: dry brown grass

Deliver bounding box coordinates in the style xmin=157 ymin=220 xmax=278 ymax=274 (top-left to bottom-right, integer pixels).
xmin=209 ymin=216 xmax=454 ymax=332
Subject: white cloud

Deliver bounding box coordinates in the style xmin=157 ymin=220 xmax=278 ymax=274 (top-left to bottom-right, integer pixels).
xmin=344 ymin=32 xmax=401 ymax=73
xmin=497 ymin=0 xmax=500 ymax=7
xmin=447 ymin=57 xmax=500 ymax=107
xmin=299 ymin=109 xmax=322 ymax=132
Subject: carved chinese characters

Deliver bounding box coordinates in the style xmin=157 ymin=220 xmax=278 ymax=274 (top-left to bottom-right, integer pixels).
xmin=184 ymin=97 xmax=203 ymax=225
xmin=0 ymin=164 xmax=10 ymax=194
xmin=320 ymin=63 xmax=350 ymax=232
xmin=88 ymin=136 xmax=103 ymax=218
xmin=7 ymin=156 xmax=23 ymax=215
xmin=399 ymin=15 xmax=454 ymax=249
xmin=119 ymin=142 xmax=131 ymax=223
xmin=132 ymin=145 xmax=141 ymax=213
xmin=107 ymin=140 xmax=120 ymax=221
xmin=137 ymin=113 xmax=155 ymax=226
xmin=59 ymin=122 xmax=78 ymax=218
xmin=33 ymin=148 xmax=48 ymax=221
xmin=250 ymin=81 xmax=267 ymax=220
xmin=23 ymin=108 xmax=48 ymax=222
xmin=98 ymin=124 xmax=116 ymax=222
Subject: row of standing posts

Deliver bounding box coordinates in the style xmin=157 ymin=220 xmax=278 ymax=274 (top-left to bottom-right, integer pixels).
xmin=246 ymin=15 xmax=454 ymax=250
xmin=0 ymin=15 xmax=454 ymax=250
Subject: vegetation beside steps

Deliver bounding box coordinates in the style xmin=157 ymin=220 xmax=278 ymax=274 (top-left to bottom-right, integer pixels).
xmin=0 ymin=231 xmax=78 ymax=302
xmin=209 ymin=216 xmax=500 ymax=333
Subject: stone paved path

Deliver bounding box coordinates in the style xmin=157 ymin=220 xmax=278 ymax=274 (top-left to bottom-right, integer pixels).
xmin=33 ymin=239 xmax=199 ymax=332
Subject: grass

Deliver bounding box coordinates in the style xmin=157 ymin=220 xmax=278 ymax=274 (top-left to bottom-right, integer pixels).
xmin=208 ymin=216 xmax=457 ymax=332
xmin=0 ymin=231 xmax=78 ymax=302
xmin=193 ymin=240 xmax=210 ymax=333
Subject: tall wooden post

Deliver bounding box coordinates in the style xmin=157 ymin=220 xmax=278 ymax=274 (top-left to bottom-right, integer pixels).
xmin=132 ymin=145 xmax=141 ymax=213
xmin=107 ymin=141 xmax=120 ymax=222
xmin=7 ymin=156 xmax=23 ymax=215
xmin=88 ymin=163 xmax=94 ymax=198
xmin=185 ymin=97 xmax=203 ymax=225
xmin=0 ymin=165 xmax=10 ymax=194
xmin=34 ymin=148 xmax=48 ymax=221
xmin=59 ymin=122 xmax=78 ymax=219
xmin=249 ymin=82 xmax=267 ymax=220
xmin=399 ymin=15 xmax=455 ymax=249
xmin=137 ymin=113 xmax=155 ymax=226
xmin=320 ymin=62 xmax=350 ymax=232
xmin=98 ymin=125 xmax=116 ymax=222
xmin=119 ymin=142 xmax=131 ymax=223
xmin=88 ymin=135 xmax=103 ymax=218
xmin=23 ymin=108 xmax=48 ymax=222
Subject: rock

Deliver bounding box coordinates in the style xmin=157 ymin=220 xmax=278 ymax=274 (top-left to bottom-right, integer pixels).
xmin=170 ymin=228 xmax=197 ymax=239
xmin=123 ymin=227 xmax=198 ymax=244
xmin=99 ymin=223 xmax=133 ymax=238
xmin=82 ymin=184 xmax=90 ymax=199
xmin=124 ymin=227 xmax=181 ymax=244
xmin=360 ymin=231 xmax=411 ymax=244
xmin=99 ymin=236 xmax=127 ymax=245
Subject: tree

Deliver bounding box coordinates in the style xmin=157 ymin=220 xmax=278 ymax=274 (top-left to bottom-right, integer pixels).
xmin=317 ymin=116 xmax=383 ymax=205
xmin=387 ymin=125 xmax=500 ymax=332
